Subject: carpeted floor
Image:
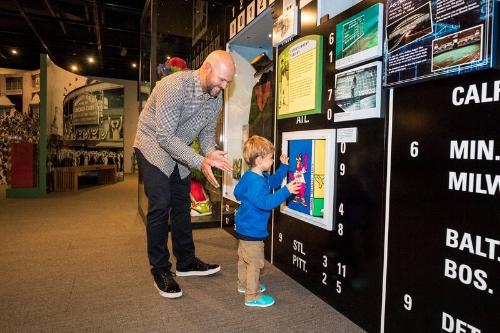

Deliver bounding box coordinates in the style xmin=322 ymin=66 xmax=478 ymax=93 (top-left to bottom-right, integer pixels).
xmin=0 ymin=175 xmax=364 ymax=333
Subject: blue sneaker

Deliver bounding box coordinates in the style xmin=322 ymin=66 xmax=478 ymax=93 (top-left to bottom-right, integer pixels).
xmin=245 ymin=294 xmax=275 ymax=307
xmin=238 ymin=283 xmax=266 ymax=293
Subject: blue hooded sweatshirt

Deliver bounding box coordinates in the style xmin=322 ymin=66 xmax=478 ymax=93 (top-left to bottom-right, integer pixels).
xmin=234 ymin=163 xmax=291 ymax=239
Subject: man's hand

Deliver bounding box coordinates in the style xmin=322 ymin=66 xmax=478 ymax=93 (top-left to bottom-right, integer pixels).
xmin=201 ymin=150 xmax=233 ymax=188
xmin=280 ymin=154 xmax=289 ymax=165
xmin=201 ymin=157 xmax=219 ymax=188
xmin=206 ymin=150 xmax=232 ymax=172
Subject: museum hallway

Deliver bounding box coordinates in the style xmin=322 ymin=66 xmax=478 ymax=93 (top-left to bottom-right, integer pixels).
xmin=0 ymin=175 xmax=364 ymax=332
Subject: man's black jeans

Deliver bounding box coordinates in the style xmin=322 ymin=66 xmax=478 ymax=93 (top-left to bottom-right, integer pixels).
xmin=135 ymin=148 xmax=195 ymax=275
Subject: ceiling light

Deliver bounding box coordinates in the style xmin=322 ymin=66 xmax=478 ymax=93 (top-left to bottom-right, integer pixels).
xmin=11 ymin=49 xmax=18 ymax=55
xmin=87 ymin=57 xmax=95 ymax=64
xmin=131 ymin=63 xmax=137 ymax=68
xmin=70 ymin=65 xmax=78 ymax=71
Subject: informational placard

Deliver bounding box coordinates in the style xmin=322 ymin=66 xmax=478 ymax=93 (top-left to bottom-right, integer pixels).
xmin=385 ymin=70 xmax=500 ymax=332
xmin=72 ymin=94 xmax=99 ymax=126
xmin=277 ymin=35 xmax=323 ymax=119
xmin=335 ymin=3 xmax=384 ymax=70
xmin=280 ymin=129 xmax=337 ymax=231
xmin=384 ymin=0 xmax=495 ymax=86
xmin=334 ymin=61 xmax=382 ymax=122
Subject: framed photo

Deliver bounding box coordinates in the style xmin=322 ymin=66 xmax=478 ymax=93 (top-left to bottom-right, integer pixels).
xmin=237 ymin=10 xmax=246 ymax=32
xmin=247 ymin=1 xmax=256 ymax=24
xmin=335 ymin=3 xmax=383 ymax=70
xmin=277 ymin=35 xmax=323 ymax=119
xmin=334 ymin=61 xmax=382 ymax=122
xmin=272 ymin=6 xmax=298 ymax=47
xmin=280 ymin=129 xmax=337 ymax=231
xmin=229 ymin=19 xmax=237 ymax=39
xmin=256 ymin=0 xmax=267 ymax=15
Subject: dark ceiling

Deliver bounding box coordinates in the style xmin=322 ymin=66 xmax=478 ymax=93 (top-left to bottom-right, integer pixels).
xmin=0 ymin=0 xmax=146 ymax=80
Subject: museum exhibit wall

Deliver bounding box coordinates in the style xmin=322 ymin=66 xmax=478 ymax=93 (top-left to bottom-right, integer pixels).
xmin=224 ymin=0 xmax=500 ymax=332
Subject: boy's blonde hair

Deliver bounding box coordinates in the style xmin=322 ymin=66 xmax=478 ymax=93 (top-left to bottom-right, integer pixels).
xmin=243 ymin=135 xmax=274 ymax=167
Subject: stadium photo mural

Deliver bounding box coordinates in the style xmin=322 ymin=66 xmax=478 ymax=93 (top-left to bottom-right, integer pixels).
xmin=280 ymin=130 xmax=337 ymax=231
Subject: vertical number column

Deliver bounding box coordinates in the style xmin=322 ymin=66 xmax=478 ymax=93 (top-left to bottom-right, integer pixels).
xmin=334 ymin=141 xmax=349 ymax=294
xmin=323 ymin=26 xmax=335 ymax=124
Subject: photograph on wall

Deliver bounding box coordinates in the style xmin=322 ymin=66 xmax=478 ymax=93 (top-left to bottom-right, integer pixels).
xmin=335 ymin=3 xmax=384 ymax=70
xmin=386 ymin=2 xmax=433 ymax=53
xmin=277 ymin=35 xmax=323 ymax=119
xmin=334 ymin=61 xmax=382 ymax=122
xmin=247 ymin=1 xmax=256 ymax=23
xmin=280 ymin=129 xmax=336 ymax=231
xmin=238 ymin=10 xmax=246 ymax=32
xmin=257 ymin=0 xmax=267 ymax=15
xmin=272 ymin=6 xmax=298 ymax=47
xmin=431 ymin=24 xmax=483 ymax=72
xmin=229 ymin=19 xmax=237 ymax=39
xmin=384 ymin=0 xmax=494 ymax=86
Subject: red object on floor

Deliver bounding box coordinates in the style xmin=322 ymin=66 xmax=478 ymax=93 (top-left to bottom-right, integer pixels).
xmin=10 ymin=142 xmax=34 ymax=188
xmin=190 ymin=180 xmax=207 ymax=202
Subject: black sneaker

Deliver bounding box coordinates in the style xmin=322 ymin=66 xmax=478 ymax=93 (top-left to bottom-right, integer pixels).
xmin=153 ymin=271 xmax=182 ymax=299
xmin=175 ymin=257 xmax=221 ymax=277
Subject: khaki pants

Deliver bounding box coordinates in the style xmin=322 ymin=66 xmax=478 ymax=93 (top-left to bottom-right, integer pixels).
xmin=237 ymin=240 xmax=265 ymax=302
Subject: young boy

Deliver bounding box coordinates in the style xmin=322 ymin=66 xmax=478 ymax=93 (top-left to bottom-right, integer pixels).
xmin=234 ymin=135 xmax=301 ymax=307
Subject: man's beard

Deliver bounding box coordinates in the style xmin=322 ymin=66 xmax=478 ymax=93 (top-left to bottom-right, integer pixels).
xmin=207 ymin=84 xmax=221 ymax=97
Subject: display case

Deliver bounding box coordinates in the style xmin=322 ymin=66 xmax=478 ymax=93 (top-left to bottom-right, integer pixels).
xmin=222 ymin=5 xmax=275 ymax=260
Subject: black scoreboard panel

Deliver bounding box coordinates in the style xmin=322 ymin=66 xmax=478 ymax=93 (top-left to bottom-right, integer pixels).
xmin=272 ymin=2 xmax=389 ymax=331
xmin=385 ymin=69 xmax=500 ymax=332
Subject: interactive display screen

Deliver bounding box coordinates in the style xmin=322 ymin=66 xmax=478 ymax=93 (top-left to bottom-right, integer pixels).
xmin=335 ymin=3 xmax=384 ymax=70
xmin=384 ymin=0 xmax=495 ymax=86
xmin=280 ymin=129 xmax=336 ymax=231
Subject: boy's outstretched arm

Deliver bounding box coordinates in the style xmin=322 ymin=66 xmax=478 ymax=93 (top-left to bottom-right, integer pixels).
xmin=247 ymin=183 xmax=291 ymax=211
xmin=268 ymin=155 xmax=289 ymax=189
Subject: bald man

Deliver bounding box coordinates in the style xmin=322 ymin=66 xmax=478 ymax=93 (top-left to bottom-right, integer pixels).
xmin=134 ymin=50 xmax=235 ymax=299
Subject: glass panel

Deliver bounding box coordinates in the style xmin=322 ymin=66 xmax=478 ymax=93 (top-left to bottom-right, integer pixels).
xmin=137 ymin=1 xmax=151 ymax=219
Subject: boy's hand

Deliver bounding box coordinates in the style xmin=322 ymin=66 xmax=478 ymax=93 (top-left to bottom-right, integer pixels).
xmin=286 ymin=180 xmax=301 ymax=194
xmin=280 ymin=154 xmax=289 ymax=165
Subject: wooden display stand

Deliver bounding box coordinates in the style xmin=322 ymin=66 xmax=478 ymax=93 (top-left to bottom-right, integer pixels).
xmin=53 ymin=165 xmax=116 ymax=192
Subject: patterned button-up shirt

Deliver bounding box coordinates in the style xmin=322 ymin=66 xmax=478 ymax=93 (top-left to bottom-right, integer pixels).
xmin=134 ymin=69 xmax=222 ymax=178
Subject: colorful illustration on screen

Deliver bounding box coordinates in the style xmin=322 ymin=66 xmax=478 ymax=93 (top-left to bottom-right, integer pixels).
xmin=287 ymin=139 xmax=325 ymax=217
